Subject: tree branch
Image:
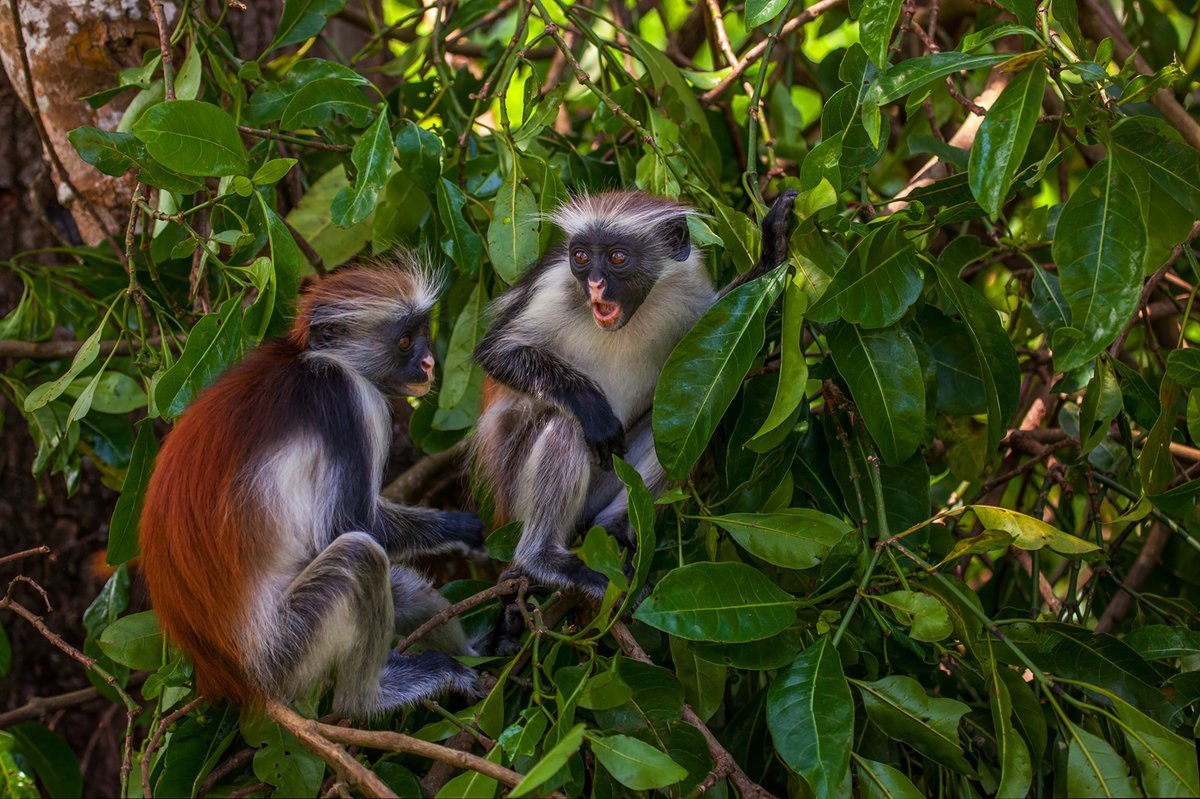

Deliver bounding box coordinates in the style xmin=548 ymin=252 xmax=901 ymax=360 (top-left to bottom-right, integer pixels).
xmin=395 ymin=578 xmax=525 ymax=654
xmin=265 ymin=702 xmax=399 ymax=799
xmin=1094 ymin=521 xmax=1172 ymax=633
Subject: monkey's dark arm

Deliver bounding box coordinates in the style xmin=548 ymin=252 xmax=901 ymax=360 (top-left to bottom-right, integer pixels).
xmin=718 ymin=189 xmax=799 ymax=298
xmin=474 ymin=335 xmax=626 ymax=466
xmin=372 ymin=501 xmax=485 ymax=559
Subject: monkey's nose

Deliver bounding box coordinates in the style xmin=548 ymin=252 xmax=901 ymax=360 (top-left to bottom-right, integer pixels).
xmin=588 ymin=278 xmax=606 ymax=301
xmin=421 ymin=355 xmax=435 ymax=376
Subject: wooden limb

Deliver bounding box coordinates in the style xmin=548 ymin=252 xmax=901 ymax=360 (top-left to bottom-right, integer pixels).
xmin=1094 ymin=522 xmax=1172 ymax=633
xmin=381 ymin=439 xmax=470 ymax=504
xmin=1013 ymin=549 xmax=1063 ymax=615
xmin=395 ymin=577 xmax=525 ymax=654
xmin=0 ymin=546 xmax=49 ymax=568
xmin=265 ymin=702 xmax=398 ymax=799
xmin=0 ymin=672 xmax=148 ymax=728
xmin=142 ymin=696 xmax=206 ymax=798
xmin=148 ymin=0 xmax=175 ymax=101
xmin=610 ymin=622 xmax=775 ymax=799
xmin=197 ymin=747 xmax=255 ymax=796
xmin=0 ymin=335 xmax=166 ymax=360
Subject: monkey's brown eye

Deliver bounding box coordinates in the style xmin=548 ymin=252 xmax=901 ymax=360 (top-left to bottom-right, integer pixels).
xmin=573 ymin=249 xmax=590 ymax=266
xmin=609 ymin=250 xmax=627 ymax=266
xmin=398 ymin=335 xmax=413 ymax=351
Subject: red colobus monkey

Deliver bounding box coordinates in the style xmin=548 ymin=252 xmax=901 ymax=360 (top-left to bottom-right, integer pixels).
xmin=472 ymin=190 xmax=798 ymax=597
xmin=140 ymin=258 xmax=484 ymax=718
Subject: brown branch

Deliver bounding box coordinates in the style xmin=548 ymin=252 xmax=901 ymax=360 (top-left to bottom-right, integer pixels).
xmin=198 ymin=747 xmax=255 ymax=797
xmin=610 ymin=622 xmax=775 ymax=799
xmin=395 ymin=577 xmax=525 ymax=654
xmin=280 ymin=215 xmax=327 ymax=277
xmin=335 ymin=6 xmax=554 ymax=59
xmin=700 ymin=0 xmax=846 ymax=103
xmin=1110 ymin=222 xmax=1200 ymax=355
xmin=381 ymin=439 xmax=470 ymax=504
xmin=236 ymin=126 xmax=351 ymax=153
xmin=142 ymin=697 xmax=206 ymax=798
xmin=265 ymin=702 xmax=398 ymax=799
xmin=0 ymin=335 xmax=166 ymax=360
xmin=705 ymin=0 xmax=740 ymax=68
xmin=149 ymin=0 xmax=175 ymax=101
xmin=0 ymin=672 xmax=148 ymax=729
xmin=1094 ymin=522 xmax=1172 ymax=633
xmin=1013 ymin=549 xmax=1063 ymax=614
xmin=4 ymin=0 xmax=124 ymax=259
xmin=0 ymin=546 xmax=50 ymax=568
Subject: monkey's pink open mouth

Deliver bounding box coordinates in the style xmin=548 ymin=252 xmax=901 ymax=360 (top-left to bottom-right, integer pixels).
xmin=592 ymin=300 xmax=621 ymax=327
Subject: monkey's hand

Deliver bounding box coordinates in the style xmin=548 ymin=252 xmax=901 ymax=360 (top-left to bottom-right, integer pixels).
xmin=580 ymin=403 xmax=627 ymax=470
xmin=442 ymin=511 xmax=487 ymax=554
xmin=759 ymin=189 xmax=799 ymax=272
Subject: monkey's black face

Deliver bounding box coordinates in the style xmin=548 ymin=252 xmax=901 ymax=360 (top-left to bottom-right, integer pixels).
xmin=568 ymin=219 xmax=689 ymax=330
xmin=371 ymin=315 xmax=435 ymax=398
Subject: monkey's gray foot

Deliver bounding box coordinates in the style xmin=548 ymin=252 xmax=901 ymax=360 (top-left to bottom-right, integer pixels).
xmin=522 ymin=550 xmax=609 ymax=600
xmin=484 ymin=599 xmax=528 ymax=658
xmin=360 ymin=651 xmax=480 ymax=715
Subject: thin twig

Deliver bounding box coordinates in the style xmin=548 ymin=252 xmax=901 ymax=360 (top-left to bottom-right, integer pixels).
xmin=237 ymin=126 xmax=351 ymax=153
xmin=0 ymin=335 xmax=166 ymax=360
xmin=265 ymin=702 xmax=398 ymax=799
xmin=0 ymin=546 xmax=50 ymax=568
xmin=142 ymin=697 xmax=206 ymax=798
xmin=198 ymin=748 xmax=255 ymax=797
xmin=381 ymin=439 xmax=470 ymax=503
xmin=149 ymin=0 xmax=176 ymax=100
xmin=395 ymin=578 xmax=526 ymax=653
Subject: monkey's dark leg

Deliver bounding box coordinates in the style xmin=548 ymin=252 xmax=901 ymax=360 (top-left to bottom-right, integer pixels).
xmin=373 ymin=502 xmax=485 ymax=560
xmin=585 ymin=413 xmax=668 ymax=546
xmin=719 ymin=189 xmax=799 ymax=297
xmin=390 ymin=566 xmax=474 ymax=655
xmin=264 ymin=532 xmax=476 ymax=717
xmin=511 ymin=414 xmax=609 ymax=599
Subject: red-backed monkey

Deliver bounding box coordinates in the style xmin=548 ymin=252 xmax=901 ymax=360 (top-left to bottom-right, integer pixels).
xmin=140 ymin=257 xmax=484 ymax=717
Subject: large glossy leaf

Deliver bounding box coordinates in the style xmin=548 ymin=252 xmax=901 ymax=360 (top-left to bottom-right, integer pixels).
xmin=969 ymin=60 xmax=1047 ymax=215
xmin=746 ymin=0 xmax=789 ymax=26
xmin=439 ymin=283 xmax=486 ymax=411
xmin=242 ymin=715 xmax=324 ymax=798
xmin=634 ymin=562 xmax=798 ymax=642
xmin=68 ymin=126 xmax=203 ymax=193
xmin=854 ymin=755 xmax=922 ymax=799
xmin=986 ymin=644 xmax=1032 ymax=799
xmin=964 ymin=505 xmax=1100 ymax=556
xmin=1050 ymin=156 xmax=1148 ymax=372
xmin=106 ymin=422 xmax=157 ymax=565
xmin=867 ymin=52 xmax=1014 ymax=105
xmin=1123 ymin=625 xmax=1200 ymax=660
xmin=669 ymin=637 xmax=725 ymax=722
xmin=855 ymin=675 xmax=971 ymax=773
xmin=331 ymin=107 xmax=392 ymax=227
xmin=874 ymin=591 xmax=952 ymax=642
xmin=692 ymin=628 xmax=805 ymax=670
xmin=707 ymin=509 xmax=853 ymax=569
xmin=488 ymin=175 xmax=540 ymax=284
xmin=815 ymin=226 xmax=922 ymax=329
xmin=934 ymin=237 xmax=1021 ymax=452
xmin=285 ymin=166 xmax=373 ymax=269
xmin=132 ymin=100 xmax=248 ymax=177
xmin=859 ymin=0 xmax=904 ymax=67
xmin=510 ymin=724 xmax=585 ymax=797
xmin=827 ymin=323 xmax=925 ymax=464
xmin=1102 ymin=688 xmax=1200 ymax=796
xmin=438 ymin=178 xmax=484 ymax=274
xmin=767 ymin=637 xmax=854 ymax=797
xmin=97 ymin=610 xmax=163 ymax=670
xmin=653 ymin=265 xmax=786 ymax=479
xmin=154 ymin=296 xmax=246 ymax=420
xmin=589 ymin=734 xmax=688 ymax=791
xmin=8 ymin=724 xmax=81 ymax=799
xmin=270 ymin=0 xmax=350 ymax=49
xmin=1065 ymin=722 xmax=1138 ymax=798
xmin=279 ymin=78 xmax=373 ymax=130
xmin=750 ymin=275 xmax=808 ymax=443
xmin=1111 ymin=116 xmax=1200 ymax=217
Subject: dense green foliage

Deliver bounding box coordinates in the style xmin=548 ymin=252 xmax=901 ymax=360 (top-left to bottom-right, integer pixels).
xmin=4 ymin=0 xmax=1200 ymax=796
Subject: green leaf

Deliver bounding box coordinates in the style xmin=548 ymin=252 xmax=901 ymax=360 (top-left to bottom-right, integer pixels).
xmin=1123 ymin=625 xmax=1200 ymax=659
xmin=23 ymin=317 xmax=107 ymax=411
xmin=964 ymin=505 xmax=1100 ymax=556
xmin=97 ymin=610 xmax=163 ymax=670
xmin=986 ymin=643 xmax=1033 ymax=799
xmin=750 ymin=275 xmax=808 ymax=443
xmin=1098 ymin=687 xmax=1200 ymax=796
xmin=746 ymin=0 xmax=789 ymax=27
xmin=874 ymin=590 xmax=953 ymax=642
xmin=132 ymin=100 xmax=249 ymax=177
xmin=154 ymin=296 xmax=245 ymax=420
xmin=1166 ymin=349 xmax=1200 ymax=388
xmin=934 ymin=239 xmax=1020 ymax=452
xmin=707 ymin=509 xmax=853 ymax=569
xmin=634 ymin=561 xmax=798 ymax=642
xmin=1051 ymin=156 xmax=1148 ymax=372
xmin=827 ymin=322 xmax=925 ymax=464
xmin=0 ymin=732 xmax=38 ymax=798
xmin=332 ymin=107 xmax=392 ymax=227
xmin=867 ymin=52 xmax=1013 ymax=104
xmin=438 ymin=748 xmax=502 ymax=798
xmin=68 ymin=126 xmax=203 ymax=193
xmin=439 ymin=283 xmax=487 ymax=411
xmin=394 ymin=122 xmax=443 ymax=190
xmin=860 ymin=0 xmax=904 ymax=67
xmin=252 ymin=157 xmax=298 ymax=186
xmin=438 ymin=178 xmax=484 ymax=274
xmin=488 ymin=175 xmax=540 ymax=284
xmin=270 ymin=0 xmax=350 ymax=49
xmin=510 ymin=723 xmax=585 ymax=797
xmin=280 ymin=78 xmax=373 ymax=130
xmin=855 ymin=675 xmax=971 ymax=773
xmin=1110 ymin=116 xmax=1200 ymax=218
xmin=815 ymin=226 xmax=922 ymax=329
xmin=9 ymin=723 xmax=81 ymax=799
xmin=589 ymin=734 xmax=688 ymax=791
xmin=241 ymin=715 xmax=325 ymax=797
xmin=614 ymin=458 xmax=657 ymax=615
xmin=653 ymin=265 xmax=787 ymax=479
xmin=1065 ymin=721 xmax=1139 ymax=798
xmin=669 ymin=637 xmax=725 ymax=722
xmin=107 ymin=422 xmax=157 ymax=565
xmin=968 ymin=60 xmax=1047 ymax=216
xmin=692 ymin=628 xmax=804 ymax=670
xmin=286 ymin=166 xmax=373 ymax=270
xmin=854 ymin=755 xmax=923 ymax=799
xmin=767 ymin=637 xmax=853 ymax=796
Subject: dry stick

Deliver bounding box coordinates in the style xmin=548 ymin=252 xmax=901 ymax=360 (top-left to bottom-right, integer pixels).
xmin=0 ymin=546 xmax=50 ymax=568
xmin=1109 ymin=222 xmax=1200 ymax=355
xmin=395 ymin=578 xmax=525 ymax=654
xmin=5 ymin=0 xmax=124 ymax=259
xmin=705 ymin=0 xmax=740 ymax=69
xmin=1013 ymin=549 xmax=1063 ymax=615
xmin=312 ymin=721 xmax=551 ymax=796
xmin=610 ymin=622 xmax=775 ymax=799
xmin=149 ymin=0 xmax=176 ymax=101
xmin=280 ymin=215 xmax=327 ymax=277
xmin=236 ymin=125 xmax=351 ymax=153
xmin=0 ymin=673 xmax=149 ymax=728
xmin=0 ymin=335 xmax=166 ymax=360
xmin=700 ymin=0 xmax=846 ymax=103
xmin=1078 ymin=0 xmax=1200 ymax=149
xmin=264 ymin=702 xmax=398 ymax=799
xmin=1094 ymin=521 xmax=1172 ymax=634
xmin=198 ymin=747 xmax=255 ymax=797
xmin=142 ymin=696 xmax=207 ymax=798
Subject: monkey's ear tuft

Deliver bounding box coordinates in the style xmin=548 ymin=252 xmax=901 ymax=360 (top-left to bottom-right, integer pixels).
xmin=665 ymin=217 xmax=691 ymax=262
